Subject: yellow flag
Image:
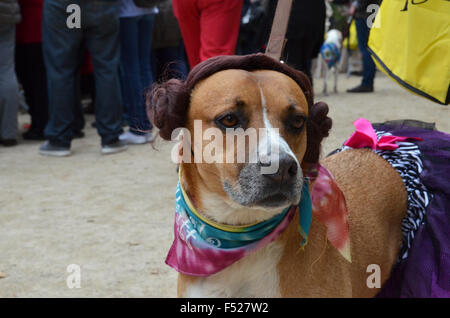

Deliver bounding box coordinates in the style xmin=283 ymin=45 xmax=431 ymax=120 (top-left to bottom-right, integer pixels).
xmin=368 ymin=0 xmax=450 ymax=105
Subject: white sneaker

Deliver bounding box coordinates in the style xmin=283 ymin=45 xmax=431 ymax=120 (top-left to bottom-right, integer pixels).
xmin=119 ymin=130 xmax=154 ymax=145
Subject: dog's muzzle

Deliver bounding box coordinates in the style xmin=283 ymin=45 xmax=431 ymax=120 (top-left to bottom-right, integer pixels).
xmin=223 ymin=152 xmax=303 ymax=208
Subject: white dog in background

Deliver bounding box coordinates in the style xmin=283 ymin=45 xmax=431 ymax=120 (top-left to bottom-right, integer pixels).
xmin=317 ymin=29 xmax=343 ymax=95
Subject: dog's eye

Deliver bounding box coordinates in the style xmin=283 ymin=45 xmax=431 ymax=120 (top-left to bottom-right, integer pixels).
xmin=217 ymin=114 xmax=239 ymax=128
xmin=291 ymin=115 xmax=305 ymax=130
xmin=285 ymin=114 xmax=306 ymax=134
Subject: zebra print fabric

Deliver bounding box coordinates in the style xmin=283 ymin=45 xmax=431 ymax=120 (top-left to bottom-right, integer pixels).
xmin=338 ymin=130 xmax=432 ymax=261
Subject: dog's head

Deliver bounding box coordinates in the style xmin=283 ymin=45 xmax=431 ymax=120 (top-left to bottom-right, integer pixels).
xmin=148 ymin=54 xmax=331 ymax=222
xmin=326 ymin=29 xmax=343 ymax=47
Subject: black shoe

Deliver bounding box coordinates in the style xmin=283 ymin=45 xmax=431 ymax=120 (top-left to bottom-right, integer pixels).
xmin=1 ymin=139 xmax=18 ymax=147
xmin=22 ymin=130 xmax=45 ymax=141
xmin=101 ymin=139 xmax=128 ymax=155
xmin=347 ymin=85 xmax=374 ymax=93
xmin=39 ymin=141 xmax=71 ymax=157
xmin=73 ymin=130 xmax=85 ymax=139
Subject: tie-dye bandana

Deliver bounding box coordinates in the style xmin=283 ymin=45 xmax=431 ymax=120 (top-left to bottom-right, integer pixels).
xmin=306 ymin=163 xmax=352 ymax=262
xmin=165 ymin=163 xmax=356 ymax=277
xmin=165 ymin=180 xmax=312 ymax=277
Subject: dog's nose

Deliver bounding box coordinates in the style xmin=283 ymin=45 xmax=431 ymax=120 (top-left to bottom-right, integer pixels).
xmin=259 ymin=153 xmax=298 ymax=183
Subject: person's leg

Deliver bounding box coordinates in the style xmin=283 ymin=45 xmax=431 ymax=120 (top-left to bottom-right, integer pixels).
xmin=72 ymin=43 xmax=87 ymax=135
xmin=73 ymin=68 xmax=85 ymax=135
xmin=198 ymin=0 xmax=243 ymax=62
xmin=15 ymin=43 xmax=32 ymax=127
xmin=118 ymin=62 xmax=129 ymax=126
xmin=118 ymin=14 xmax=154 ymax=144
xmin=42 ymin=0 xmax=82 ymax=148
xmin=27 ymin=43 xmax=49 ymax=136
xmin=150 ymin=47 xmax=160 ymax=81
xmin=139 ymin=14 xmax=155 ymax=89
xmin=174 ymin=41 xmax=189 ymax=78
xmin=172 ymin=0 xmax=201 ymax=68
xmin=118 ymin=63 xmax=129 ymax=126
xmin=137 ymin=14 xmax=155 ymax=132
xmin=16 ymin=42 xmax=48 ymax=139
xmin=0 ymin=24 xmax=19 ymax=143
xmin=355 ymin=18 xmax=375 ymax=88
xmin=84 ymin=1 xmax=123 ymax=147
xmin=119 ymin=16 xmax=143 ymax=133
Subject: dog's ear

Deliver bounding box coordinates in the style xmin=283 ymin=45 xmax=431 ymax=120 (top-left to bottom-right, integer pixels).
xmin=146 ymin=78 xmax=190 ymax=140
xmin=303 ymin=101 xmax=332 ymax=164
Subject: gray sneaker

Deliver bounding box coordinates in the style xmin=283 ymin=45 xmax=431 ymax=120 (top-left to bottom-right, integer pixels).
xmin=101 ymin=139 xmax=128 ymax=155
xmin=39 ymin=141 xmax=71 ymax=157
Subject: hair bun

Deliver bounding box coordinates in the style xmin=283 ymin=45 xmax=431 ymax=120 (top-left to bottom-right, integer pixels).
xmin=311 ymin=101 xmax=332 ymax=137
xmin=304 ymin=101 xmax=332 ymax=163
xmin=146 ymin=79 xmax=190 ymax=140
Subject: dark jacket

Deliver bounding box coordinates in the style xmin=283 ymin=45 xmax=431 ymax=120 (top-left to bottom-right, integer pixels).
xmin=264 ymin=0 xmax=326 ymax=42
xmin=0 ymin=0 xmax=21 ymax=24
xmin=287 ymin=0 xmax=326 ymax=40
xmin=152 ymin=0 xmax=182 ymax=49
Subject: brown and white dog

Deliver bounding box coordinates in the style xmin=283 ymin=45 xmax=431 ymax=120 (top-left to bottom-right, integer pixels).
xmin=148 ymin=54 xmax=406 ymax=297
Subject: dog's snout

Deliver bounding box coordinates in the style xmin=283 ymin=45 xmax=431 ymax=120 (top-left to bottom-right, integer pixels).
xmin=260 ymin=154 xmax=298 ymax=183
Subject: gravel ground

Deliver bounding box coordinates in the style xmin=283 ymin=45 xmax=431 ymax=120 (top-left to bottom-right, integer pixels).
xmin=0 ymin=72 xmax=448 ymax=297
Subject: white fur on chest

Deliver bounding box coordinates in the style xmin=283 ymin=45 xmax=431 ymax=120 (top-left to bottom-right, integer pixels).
xmin=183 ymin=241 xmax=284 ymax=298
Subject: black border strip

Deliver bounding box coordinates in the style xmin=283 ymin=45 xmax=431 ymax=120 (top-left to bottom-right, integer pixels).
xmin=368 ymin=47 xmax=449 ymax=105
xmin=0 ymin=298 xmax=445 ymax=315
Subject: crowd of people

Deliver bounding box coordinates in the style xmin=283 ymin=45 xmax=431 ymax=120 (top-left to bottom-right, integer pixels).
xmin=0 ymin=0 xmax=379 ymax=155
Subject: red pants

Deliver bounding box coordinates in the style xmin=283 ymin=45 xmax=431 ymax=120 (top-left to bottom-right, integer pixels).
xmin=172 ymin=0 xmax=243 ymax=68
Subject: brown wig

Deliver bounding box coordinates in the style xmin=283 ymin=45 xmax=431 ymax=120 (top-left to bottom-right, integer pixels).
xmin=147 ymin=53 xmax=332 ymax=164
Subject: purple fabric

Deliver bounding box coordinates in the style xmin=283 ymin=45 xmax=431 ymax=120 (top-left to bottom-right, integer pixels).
xmin=374 ymin=125 xmax=450 ymax=298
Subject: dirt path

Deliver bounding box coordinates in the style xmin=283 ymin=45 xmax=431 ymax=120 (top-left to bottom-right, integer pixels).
xmin=0 ymin=73 xmax=448 ymax=297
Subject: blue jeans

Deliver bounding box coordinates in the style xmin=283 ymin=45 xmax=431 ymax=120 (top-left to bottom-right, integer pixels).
xmin=355 ymin=18 xmax=376 ymax=88
xmin=42 ymin=0 xmax=123 ymax=147
xmin=119 ymin=14 xmax=154 ymax=135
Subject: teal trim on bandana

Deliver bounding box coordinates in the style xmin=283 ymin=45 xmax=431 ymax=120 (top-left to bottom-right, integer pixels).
xmin=177 ymin=180 xmax=312 ymax=249
xmin=298 ymin=181 xmax=312 ymax=247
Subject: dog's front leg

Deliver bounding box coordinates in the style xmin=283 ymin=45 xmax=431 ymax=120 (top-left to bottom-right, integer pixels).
xmin=334 ymin=67 xmax=338 ymax=93
xmin=323 ymin=63 xmax=329 ymax=96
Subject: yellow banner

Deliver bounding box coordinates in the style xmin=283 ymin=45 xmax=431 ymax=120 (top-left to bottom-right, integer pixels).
xmin=368 ymin=0 xmax=450 ymax=105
